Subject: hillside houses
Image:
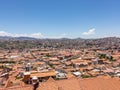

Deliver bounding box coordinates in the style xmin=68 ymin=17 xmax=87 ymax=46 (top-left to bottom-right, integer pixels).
xmin=1 ymin=46 xmax=120 ymax=89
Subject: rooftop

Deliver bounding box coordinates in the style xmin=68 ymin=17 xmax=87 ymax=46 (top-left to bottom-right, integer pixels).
xmin=2 ymin=77 xmax=120 ymax=90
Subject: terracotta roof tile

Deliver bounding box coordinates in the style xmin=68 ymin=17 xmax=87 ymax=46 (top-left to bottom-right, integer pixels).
xmin=1 ymin=77 xmax=120 ymax=90
xmin=38 ymin=77 xmax=120 ymax=90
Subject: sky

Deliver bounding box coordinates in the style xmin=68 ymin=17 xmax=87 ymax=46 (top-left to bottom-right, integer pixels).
xmin=0 ymin=0 xmax=120 ymax=39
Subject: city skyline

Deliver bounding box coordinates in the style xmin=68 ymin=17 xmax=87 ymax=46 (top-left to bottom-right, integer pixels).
xmin=0 ymin=0 xmax=120 ymax=39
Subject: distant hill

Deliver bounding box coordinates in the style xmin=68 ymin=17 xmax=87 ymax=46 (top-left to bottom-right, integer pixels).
xmin=0 ymin=36 xmax=119 ymax=41
xmin=0 ymin=36 xmax=120 ymax=50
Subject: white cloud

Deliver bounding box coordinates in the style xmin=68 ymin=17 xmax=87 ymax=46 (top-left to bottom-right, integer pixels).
xmin=61 ymin=33 xmax=67 ymax=37
xmin=30 ymin=33 xmax=43 ymax=38
xmin=0 ymin=31 xmax=43 ymax=38
xmin=82 ymin=28 xmax=95 ymax=36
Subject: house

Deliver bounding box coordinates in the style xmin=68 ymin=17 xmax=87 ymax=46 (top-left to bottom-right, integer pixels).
xmin=71 ymin=59 xmax=88 ymax=70
xmin=72 ymin=71 xmax=82 ymax=77
xmin=56 ymin=73 xmax=66 ymax=79
xmin=30 ymin=70 xmax=56 ymax=82
xmin=102 ymin=68 xmax=114 ymax=76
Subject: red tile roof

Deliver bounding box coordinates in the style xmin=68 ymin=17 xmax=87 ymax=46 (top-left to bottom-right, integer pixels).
xmin=38 ymin=77 xmax=120 ymax=90
xmin=1 ymin=77 xmax=120 ymax=90
xmin=0 ymin=85 xmax=33 ymax=90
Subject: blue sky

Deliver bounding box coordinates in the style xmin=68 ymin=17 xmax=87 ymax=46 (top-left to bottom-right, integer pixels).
xmin=0 ymin=0 xmax=120 ymax=38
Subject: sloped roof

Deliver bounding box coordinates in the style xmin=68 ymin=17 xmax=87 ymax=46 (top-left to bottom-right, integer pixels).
xmin=38 ymin=77 xmax=58 ymax=90
xmin=30 ymin=70 xmax=56 ymax=78
xmin=38 ymin=77 xmax=120 ymax=90
xmin=1 ymin=77 xmax=120 ymax=90
xmin=3 ymin=85 xmax=33 ymax=90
